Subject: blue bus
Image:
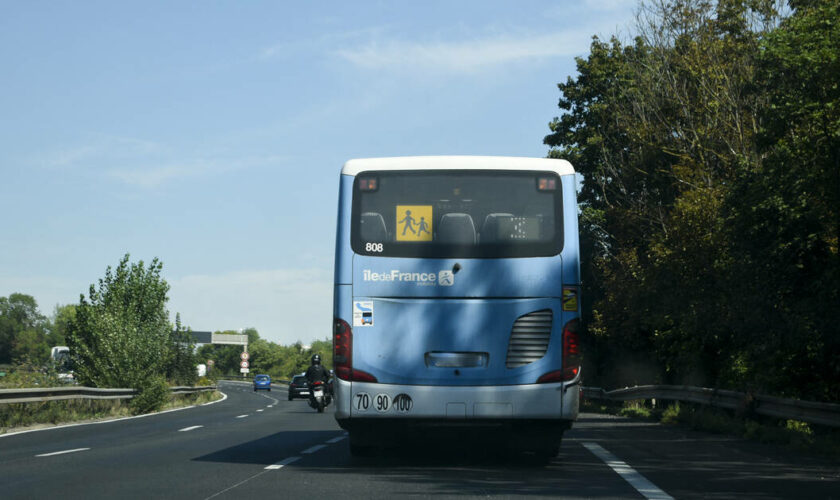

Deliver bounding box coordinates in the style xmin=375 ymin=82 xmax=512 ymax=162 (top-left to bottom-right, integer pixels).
xmin=332 ymin=156 xmax=581 ymax=456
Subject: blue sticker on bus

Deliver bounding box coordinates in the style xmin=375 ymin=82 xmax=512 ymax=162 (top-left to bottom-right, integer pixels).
xmin=353 ymin=301 xmax=374 ymax=327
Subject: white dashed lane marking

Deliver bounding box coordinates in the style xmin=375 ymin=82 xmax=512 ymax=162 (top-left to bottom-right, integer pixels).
xmin=582 ymin=442 xmax=673 ymax=500
xmin=179 ymin=425 xmax=203 ymax=432
xmin=265 ymin=456 xmax=301 ymax=470
xmin=36 ymin=448 xmax=90 ymax=457
xmin=235 ymin=414 xmax=249 ymax=419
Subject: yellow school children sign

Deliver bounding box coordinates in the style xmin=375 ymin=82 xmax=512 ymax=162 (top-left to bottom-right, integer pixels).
xmin=396 ymin=205 xmax=433 ymax=241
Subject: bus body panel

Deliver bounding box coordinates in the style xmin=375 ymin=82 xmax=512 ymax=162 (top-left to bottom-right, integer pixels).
xmin=352 ymin=255 xmax=564 ymax=298
xmin=560 ymin=174 xmax=581 ymax=286
xmin=334 ymin=174 xmax=355 ymax=285
xmin=335 ymin=378 xmax=579 ymax=421
xmin=350 ymin=297 xmax=563 ymax=386
xmin=341 ymin=156 xmax=575 ymax=177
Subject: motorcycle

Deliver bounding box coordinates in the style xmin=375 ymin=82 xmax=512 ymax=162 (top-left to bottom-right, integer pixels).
xmin=308 ymin=380 xmax=331 ymax=413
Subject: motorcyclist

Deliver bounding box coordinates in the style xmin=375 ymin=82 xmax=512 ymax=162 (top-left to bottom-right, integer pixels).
xmin=305 ymin=354 xmax=330 ymax=406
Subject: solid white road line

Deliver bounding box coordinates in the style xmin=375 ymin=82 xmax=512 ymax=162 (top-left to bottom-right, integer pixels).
xmin=264 ymin=456 xmax=301 ymax=470
xmin=258 ymin=393 xmax=280 ymax=405
xmin=326 ymin=436 xmax=346 ymax=444
xmin=235 ymin=414 xmax=249 ymax=419
xmin=301 ymin=444 xmax=327 ymax=454
xmin=178 ymin=425 xmax=203 ymax=432
xmin=582 ymin=442 xmax=673 ymax=500
xmin=36 ymin=448 xmax=90 ymax=457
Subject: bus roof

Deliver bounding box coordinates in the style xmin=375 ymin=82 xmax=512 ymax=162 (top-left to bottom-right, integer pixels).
xmin=341 ymin=156 xmax=575 ymax=177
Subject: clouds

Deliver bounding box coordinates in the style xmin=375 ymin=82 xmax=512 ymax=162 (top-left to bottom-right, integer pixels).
xmin=167 ymin=267 xmax=333 ymax=345
xmin=255 ymin=4 xmax=636 ymax=77
xmin=106 ymin=162 xmax=219 ymax=189
xmin=36 ymin=135 xmax=287 ymax=189
xmin=334 ymin=30 xmax=597 ymax=74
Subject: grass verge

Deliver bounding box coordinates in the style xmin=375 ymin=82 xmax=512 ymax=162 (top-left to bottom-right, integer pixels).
xmin=581 ymin=397 xmax=840 ymax=459
xmin=0 ymin=390 xmax=222 ymax=435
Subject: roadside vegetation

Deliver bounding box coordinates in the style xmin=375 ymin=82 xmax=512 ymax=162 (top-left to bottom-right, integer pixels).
xmin=196 ymin=331 xmax=333 ymax=382
xmin=0 ymin=253 xmax=328 ymax=430
xmin=64 ymin=255 xmax=200 ymax=414
xmin=547 ymin=0 xmax=839 ymax=403
xmin=0 ymin=389 xmax=222 ymax=435
xmin=581 ymin=398 xmax=840 ymax=459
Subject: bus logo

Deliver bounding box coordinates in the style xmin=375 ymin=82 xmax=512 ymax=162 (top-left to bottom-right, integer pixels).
xmin=438 ymin=270 xmax=454 ymax=286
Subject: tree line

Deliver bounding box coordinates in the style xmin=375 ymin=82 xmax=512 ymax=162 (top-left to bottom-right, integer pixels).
xmin=0 ymin=254 xmax=332 ymax=412
xmin=545 ymin=0 xmax=838 ymax=401
xmin=195 ymin=329 xmax=332 ymax=380
xmin=0 ymin=295 xmax=74 ymax=367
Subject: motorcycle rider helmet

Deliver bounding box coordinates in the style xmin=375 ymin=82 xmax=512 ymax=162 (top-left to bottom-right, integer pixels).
xmin=311 ymin=354 xmax=321 ymax=365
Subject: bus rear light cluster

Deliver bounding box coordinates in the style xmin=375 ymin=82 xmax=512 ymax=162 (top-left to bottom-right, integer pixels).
xmin=536 ymin=318 xmax=581 ymax=383
xmin=333 ymin=317 xmax=378 ymax=383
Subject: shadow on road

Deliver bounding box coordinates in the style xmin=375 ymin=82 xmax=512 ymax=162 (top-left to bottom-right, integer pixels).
xmin=192 ymin=430 xmax=337 ymax=465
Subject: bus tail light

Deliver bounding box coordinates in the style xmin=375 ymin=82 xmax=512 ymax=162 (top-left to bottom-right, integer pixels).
xmin=333 ymin=317 xmax=378 ymax=383
xmin=536 ymin=318 xmax=580 ymax=383
xmin=334 ymin=317 xmax=352 ymax=380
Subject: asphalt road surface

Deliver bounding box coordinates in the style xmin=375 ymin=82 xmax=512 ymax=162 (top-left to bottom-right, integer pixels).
xmin=1 ymin=381 xmax=837 ymax=499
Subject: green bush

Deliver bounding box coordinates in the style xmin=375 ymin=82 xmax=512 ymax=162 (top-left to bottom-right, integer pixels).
xmin=68 ymin=255 xmax=177 ymax=390
xmin=661 ymin=403 xmax=681 ymax=425
xmin=0 ymin=362 xmax=65 ymax=389
xmin=129 ymin=376 xmax=170 ymax=415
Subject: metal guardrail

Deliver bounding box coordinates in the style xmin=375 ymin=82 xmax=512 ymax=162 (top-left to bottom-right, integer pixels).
xmin=0 ymin=385 xmax=217 ymax=405
xmin=581 ymin=385 xmax=840 ymax=428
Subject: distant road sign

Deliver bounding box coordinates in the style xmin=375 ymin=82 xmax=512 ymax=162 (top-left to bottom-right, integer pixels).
xmin=240 ymin=368 xmax=250 ymax=374
xmin=240 ymin=352 xmax=250 ymax=361
xmin=240 ymin=360 xmax=249 ymax=368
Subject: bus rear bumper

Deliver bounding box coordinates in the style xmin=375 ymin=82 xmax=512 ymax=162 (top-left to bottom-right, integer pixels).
xmin=333 ymin=378 xmax=580 ymax=423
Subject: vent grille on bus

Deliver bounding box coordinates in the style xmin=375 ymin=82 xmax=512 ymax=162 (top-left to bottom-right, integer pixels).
xmin=506 ymin=309 xmax=553 ymax=369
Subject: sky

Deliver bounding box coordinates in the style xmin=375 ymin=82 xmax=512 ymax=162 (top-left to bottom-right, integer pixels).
xmin=0 ymin=1 xmax=636 ymax=345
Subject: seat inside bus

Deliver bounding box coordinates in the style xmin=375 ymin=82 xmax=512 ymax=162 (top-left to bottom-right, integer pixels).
xmin=479 ymin=213 xmax=513 ymax=243
xmin=436 ymin=213 xmax=477 ymax=244
xmin=360 ymin=212 xmax=389 ymax=242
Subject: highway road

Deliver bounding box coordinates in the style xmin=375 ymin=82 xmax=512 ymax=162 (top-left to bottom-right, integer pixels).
xmin=1 ymin=381 xmax=837 ymax=499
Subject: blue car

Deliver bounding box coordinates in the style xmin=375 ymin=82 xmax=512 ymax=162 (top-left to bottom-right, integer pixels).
xmin=253 ymin=374 xmax=271 ymax=392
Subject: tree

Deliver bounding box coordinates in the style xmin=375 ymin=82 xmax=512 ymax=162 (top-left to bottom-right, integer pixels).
xmin=67 ymin=254 xmax=174 ymax=390
xmin=0 ymin=293 xmax=50 ymax=365
xmin=544 ymin=0 xmax=839 ymax=401
xmin=722 ymin=0 xmax=840 ymax=400
xmin=310 ymin=338 xmax=333 ymax=372
xmin=167 ymin=314 xmax=198 ymax=386
xmin=50 ymin=304 xmax=77 ymax=348
xmin=544 ymin=0 xmax=783 ymax=389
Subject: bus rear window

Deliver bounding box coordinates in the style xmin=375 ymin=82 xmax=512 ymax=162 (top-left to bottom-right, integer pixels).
xmin=351 ymin=170 xmax=562 ymax=258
